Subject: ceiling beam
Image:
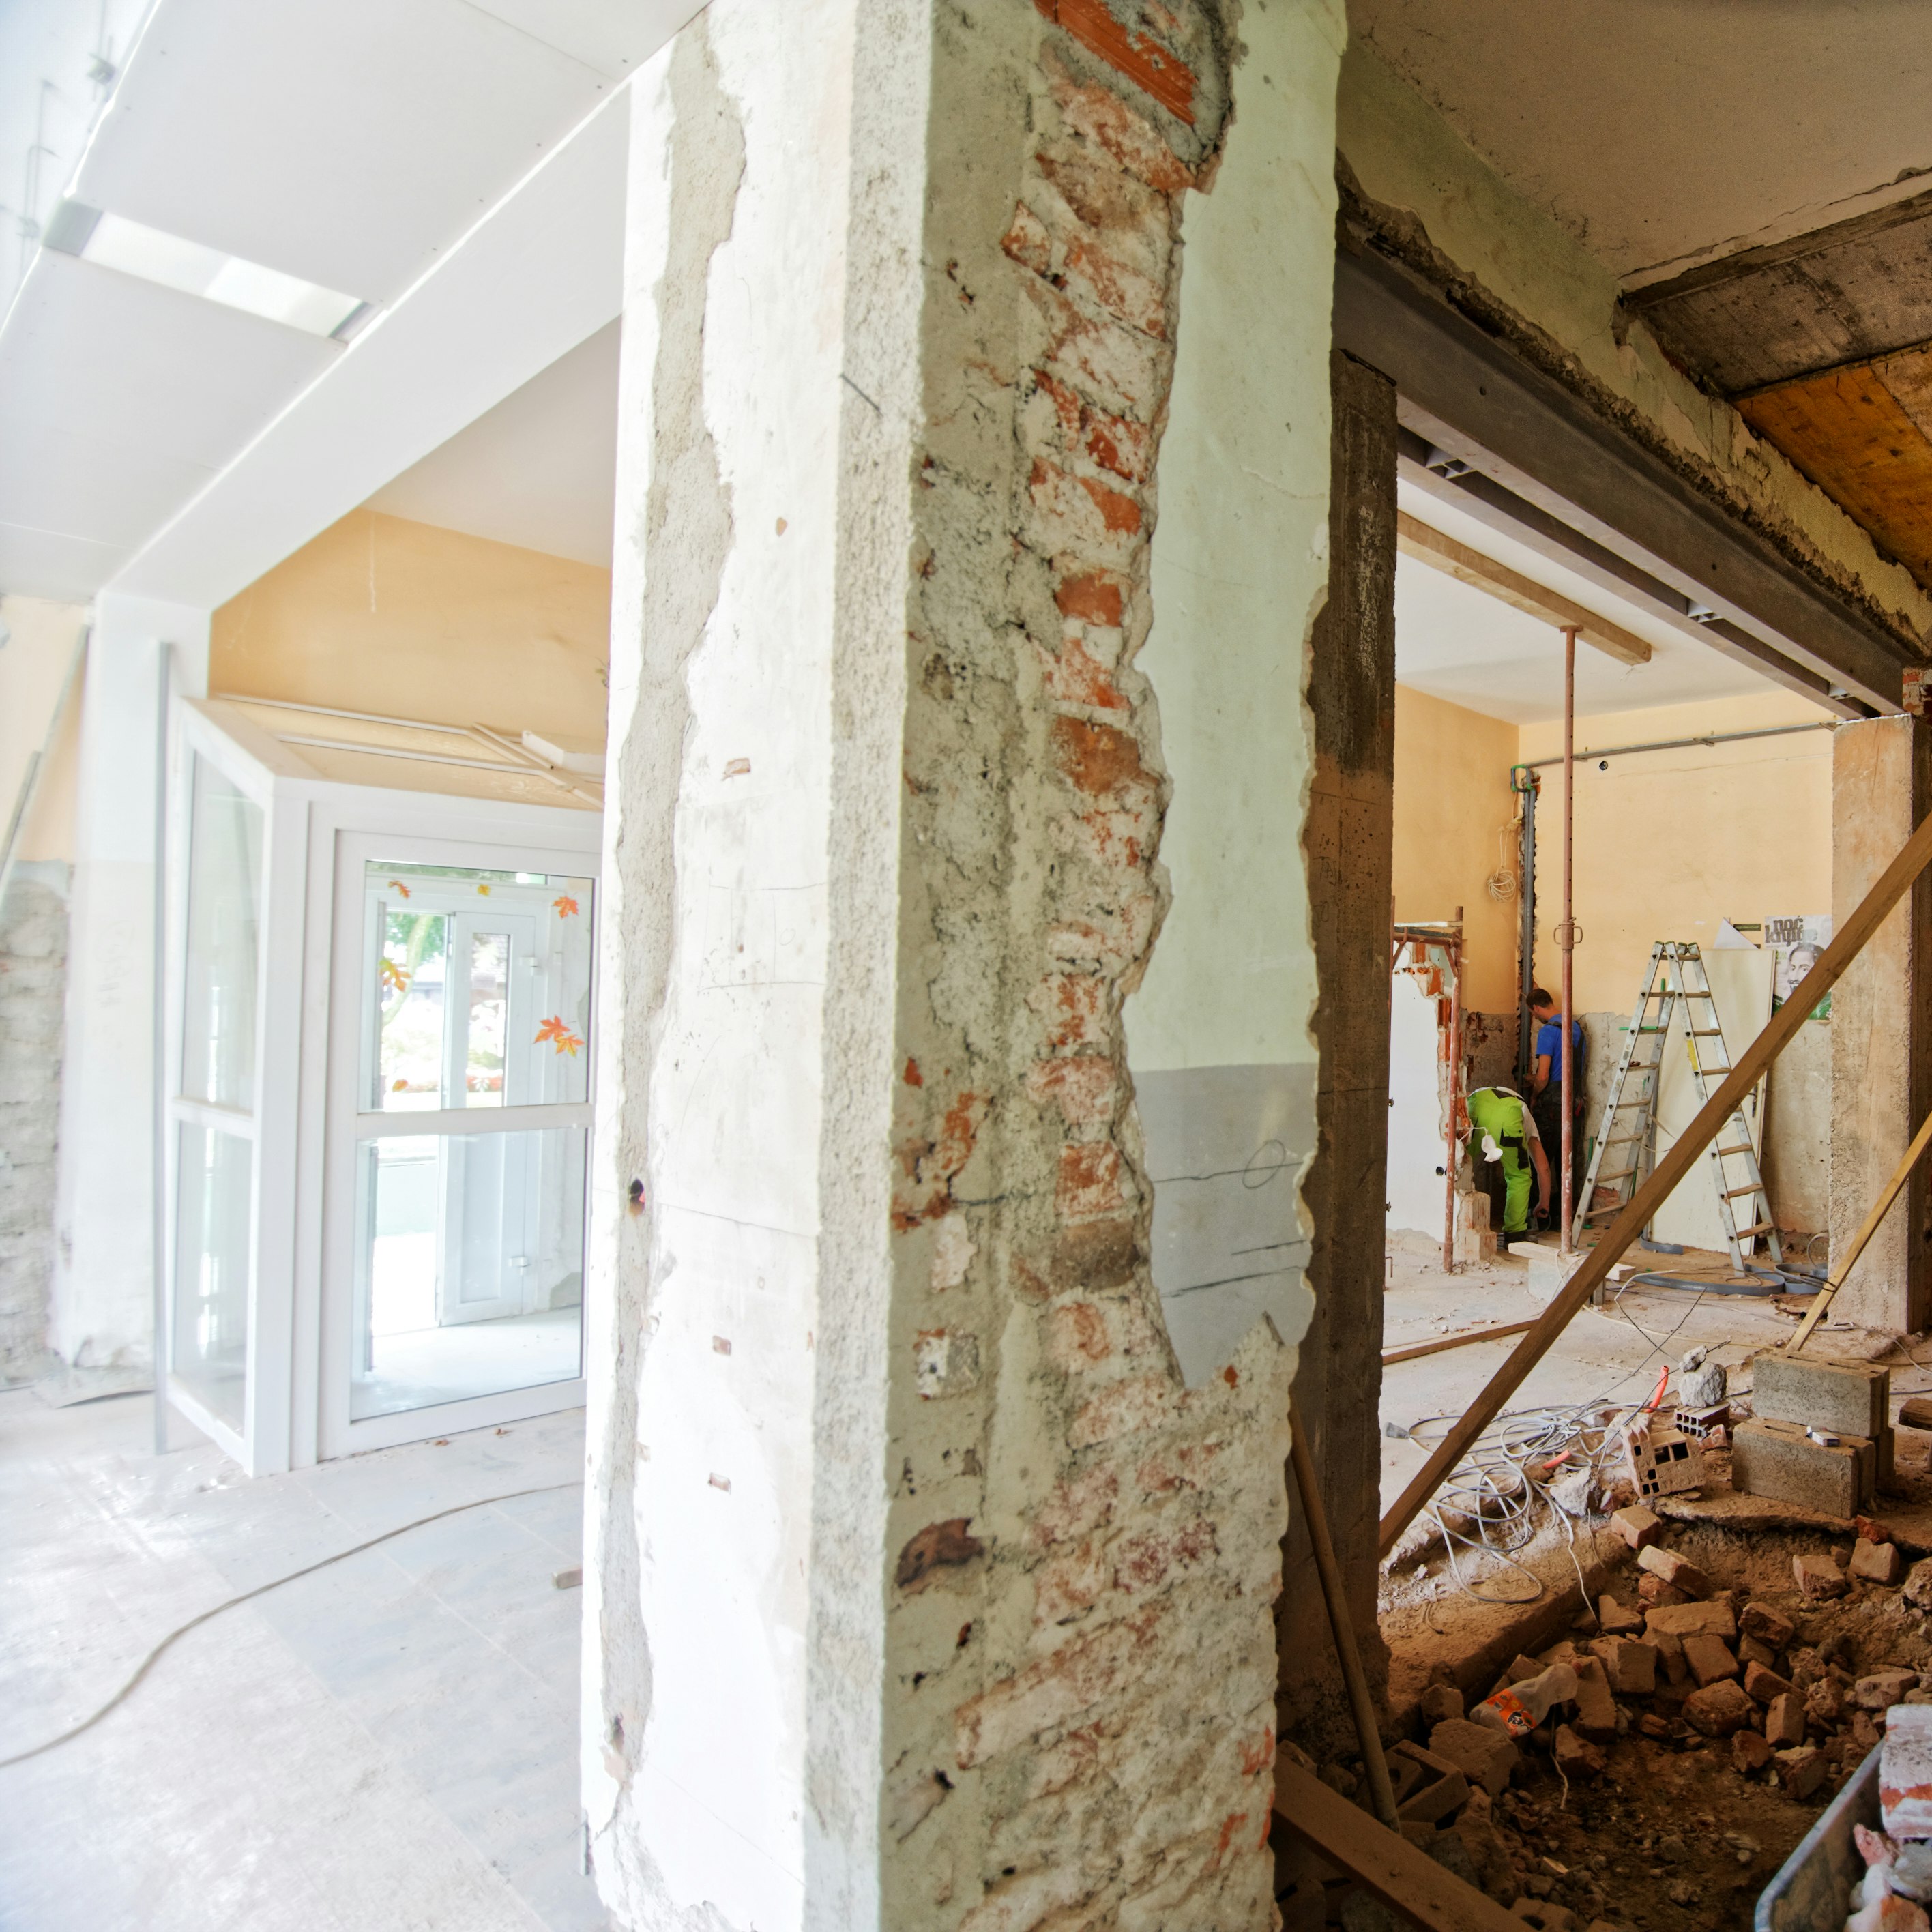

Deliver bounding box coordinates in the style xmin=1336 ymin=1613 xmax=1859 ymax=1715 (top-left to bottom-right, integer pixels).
xmin=1395 ymin=510 xmax=1650 ymax=664
xmin=1334 ymin=239 xmax=1915 ymax=713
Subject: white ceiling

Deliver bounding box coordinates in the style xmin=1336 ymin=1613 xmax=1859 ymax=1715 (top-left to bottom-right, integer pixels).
xmin=1349 ymin=0 xmax=1932 ymax=284
xmin=367 ymin=320 xmax=619 ymax=568
xmin=0 ymin=0 xmax=689 ymax=604
xmin=1393 ymin=481 xmax=1799 ymax=725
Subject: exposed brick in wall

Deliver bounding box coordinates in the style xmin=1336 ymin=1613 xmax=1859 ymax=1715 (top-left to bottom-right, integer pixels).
xmin=881 ymin=5 xmax=1289 ymax=1925
xmin=0 ymin=870 xmax=65 ymax=1388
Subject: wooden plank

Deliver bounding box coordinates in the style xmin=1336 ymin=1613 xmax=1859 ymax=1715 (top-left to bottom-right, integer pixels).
xmin=1740 ymin=365 xmax=1932 ymax=590
xmin=1397 ymin=512 xmax=1652 ymax=665
xmin=1379 ymin=804 xmax=1932 ymax=1556
xmin=1274 ymin=1758 xmax=1525 ymax=1932
xmin=1382 ymin=1319 xmax=1536 ymax=1366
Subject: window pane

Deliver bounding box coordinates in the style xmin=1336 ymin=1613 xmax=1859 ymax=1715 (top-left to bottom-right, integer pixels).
xmin=362 ymin=862 xmax=593 ymax=1112
xmin=180 ymin=758 xmax=263 ymax=1109
xmin=351 ymin=1128 xmax=586 ymax=1420
xmin=174 ymin=1124 xmax=252 ymax=1429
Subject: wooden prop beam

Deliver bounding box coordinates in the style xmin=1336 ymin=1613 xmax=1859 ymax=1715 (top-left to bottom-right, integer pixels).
xmin=1274 ymin=1758 xmax=1527 ymax=1932
xmin=1289 ymin=1422 xmax=1399 ymax=1830
xmin=1379 ymin=806 xmax=1932 ymax=1555
xmin=1789 ymin=1107 xmax=1932 ymax=1352
xmin=1396 ymin=512 xmax=1652 ymax=666
xmin=1382 ymin=1319 xmax=1537 ymax=1366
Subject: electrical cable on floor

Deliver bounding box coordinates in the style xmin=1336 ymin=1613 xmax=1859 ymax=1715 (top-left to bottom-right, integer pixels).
xmin=0 ymin=1479 xmax=584 ymax=1771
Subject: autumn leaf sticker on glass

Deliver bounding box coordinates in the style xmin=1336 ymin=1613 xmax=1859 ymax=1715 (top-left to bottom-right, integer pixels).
xmin=553 ymin=894 xmax=579 ymax=918
xmin=379 ymin=956 xmax=411 ymax=993
xmin=535 ymin=1015 xmax=583 ymax=1057
xmin=387 ymin=879 xmax=412 ymax=898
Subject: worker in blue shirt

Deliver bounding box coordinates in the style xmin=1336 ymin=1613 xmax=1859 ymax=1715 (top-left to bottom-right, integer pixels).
xmin=1529 ymin=986 xmax=1586 ymax=1215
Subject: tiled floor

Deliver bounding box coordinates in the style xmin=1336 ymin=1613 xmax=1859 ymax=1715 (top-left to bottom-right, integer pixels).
xmin=0 ymin=1390 xmax=605 ymax=1932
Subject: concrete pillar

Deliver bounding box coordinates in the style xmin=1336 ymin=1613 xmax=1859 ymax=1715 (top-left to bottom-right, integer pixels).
xmin=1829 ymin=714 xmax=1932 ymax=1333
xmin=1284 ymin=351 xmax=1398 ymax=1742
xmin=583 ymin=4 xmax=1343 ymax=1926
xmin=50 ymin=592 xmax=208 ymax=1379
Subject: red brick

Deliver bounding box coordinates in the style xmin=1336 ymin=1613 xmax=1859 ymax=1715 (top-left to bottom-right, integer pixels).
xmin=1019 ymin=276 xmax=1165 ymax=422
xmin=1034 ymin=0 xmax=1197 ymax=125
xmin=1070 ymin=1373 xmax=1175 ymax=1447
xmin=1044 ymin=50 xmax=1195 ymax=192
xmin=1025 ymin=1054 xmax=1117 ymax=1128
xmin=1046 ymin=1300 xmax=1113 ymax=1368
xmin=1031 ymin=971 xmax=1109 ymax=1050
xmin=1028 ymin=457 xmax=1143 ymax=563
xmin=1031 ymin=1466 xmax=1120 ymax=1549
xmin=1057 ymin=1141 xmax=1126 ymax=1221
xmin=954 ymin=1607 xmax=1161 ymax=1767
xmin=1113 ymin=1518 xmax=1216 ymax=1594
xmin=1034 ymin=1537 xmax=1109 ymax=1624
xmin=1038 ymin=631 xmax=1128 ymax=714
xmin=1055 ymin=570 xmax=1126 ymax=627
xmin=1051 ymin=717 xmax=1152 ymax=799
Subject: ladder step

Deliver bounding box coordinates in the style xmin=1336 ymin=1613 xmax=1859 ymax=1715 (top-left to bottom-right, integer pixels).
xmin=1719 ymin=1184 xmax=1763 ymax=1201
xmin=1688 ymin=1027 xmax=1724 ymax=1036
xmin=1737 ymin=1220 xmax=1777 ymax=1238
xmin=1595 ymin=1168 xmax=1637 ymax=1183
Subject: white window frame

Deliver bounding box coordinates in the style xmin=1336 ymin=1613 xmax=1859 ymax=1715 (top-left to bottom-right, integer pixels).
xmin=163 ymin=698 xmax=600 ymax=1474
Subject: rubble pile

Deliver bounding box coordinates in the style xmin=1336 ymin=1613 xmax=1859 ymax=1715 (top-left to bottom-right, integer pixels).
xmin=1301 ymin=1510 xmax=1932 ymax=1931
xmin=1849 ymin=1708 xmax=1932 ymax=1931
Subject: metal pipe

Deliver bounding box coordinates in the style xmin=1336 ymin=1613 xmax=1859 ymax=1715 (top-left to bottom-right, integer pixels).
xmin=151 ymin=643 xmax=172 ymax=1458
xmin=1522 ymin=720 xmax=1830 ymax=771
xmin=1560 ymin=626 xmax=1577 ymax=1255
xmin=1444 ymin=909 xmax=1463 ymax=1273
xmin=1517 ymin=772 xmax=1538 ymax=1085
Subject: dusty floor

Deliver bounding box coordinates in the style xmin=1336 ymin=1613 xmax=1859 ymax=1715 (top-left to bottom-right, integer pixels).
xmin=0 ymin=1389 xmax=603 ymax=1932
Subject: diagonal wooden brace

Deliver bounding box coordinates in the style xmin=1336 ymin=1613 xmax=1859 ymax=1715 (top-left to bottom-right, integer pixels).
xmin=1379 ymin=805 xmax=1932 ymax=1557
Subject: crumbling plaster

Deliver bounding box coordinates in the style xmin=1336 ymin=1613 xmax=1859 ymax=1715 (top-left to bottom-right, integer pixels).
xmin=1336 ymin=38 xmax=1932 ymax=655
xmin=584 ymin=1 xmax=1348 ymax=1927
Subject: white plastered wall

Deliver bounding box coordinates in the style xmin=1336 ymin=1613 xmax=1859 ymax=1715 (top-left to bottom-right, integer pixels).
xmin=1125 ymin=0 xmax=1343 ymax=1384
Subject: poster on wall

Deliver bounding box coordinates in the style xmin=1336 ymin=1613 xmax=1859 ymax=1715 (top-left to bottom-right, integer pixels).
xmin=1765 ymin=913 xmax=1832 ymax=1019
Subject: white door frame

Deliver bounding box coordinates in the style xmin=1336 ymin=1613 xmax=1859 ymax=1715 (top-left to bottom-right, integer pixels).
xmin=317 ymin=823 xmax=596 ymax=1461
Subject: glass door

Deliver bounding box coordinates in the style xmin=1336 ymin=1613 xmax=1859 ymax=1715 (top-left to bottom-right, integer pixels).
xmin=168 ymin=755 xmax=265 ymax=1451
xmin=336 ymin=855 xmax=593 ymax=1435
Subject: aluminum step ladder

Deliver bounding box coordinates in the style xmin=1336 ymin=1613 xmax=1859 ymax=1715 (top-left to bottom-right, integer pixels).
xmin=1569 ymin=941 xmax=1781 ymax=1270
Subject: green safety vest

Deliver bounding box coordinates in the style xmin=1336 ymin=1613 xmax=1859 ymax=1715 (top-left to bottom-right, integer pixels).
xmin=1466 ymin=1085 xmax=1536 ymax=1233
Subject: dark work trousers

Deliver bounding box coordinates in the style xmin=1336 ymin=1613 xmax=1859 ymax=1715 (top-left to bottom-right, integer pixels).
xmin=1532 ymin=1087 xmax=1585 ymax=1221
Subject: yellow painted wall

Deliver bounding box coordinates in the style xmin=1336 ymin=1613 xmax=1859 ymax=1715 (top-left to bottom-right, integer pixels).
xmin=210 ymin=510 xmax=612 ymax=744
xmin=1519 ymin=690 xmax=1836 ymax=1014
xmin=1392 ymin=686 xmax=1521 ymax=1012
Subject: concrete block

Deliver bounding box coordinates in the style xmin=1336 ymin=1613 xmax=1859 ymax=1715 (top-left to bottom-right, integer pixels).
xmin=1856 ymin=1669 xmax=1919 ymax=1710
xmin=1779 ymin=1744 xmax=1828 ymax=1800
xmin=1597 ymin=1595 xmax=1645 ymax=1636
xmin=1902 ymin=1395 xmax=1932 ymax=1431
xmin=1739 ymin=1635 xmax=1779 ymax=1670
xmin=1852 ymin=1540 xmax=1905 ymax=1585
xmin=1742 ymin=1601 xmax=1797 ymax=1648
xmin=1733 ymin=1417 xmax=1875 ymax=1518
xmin=1683 ymin=1633 xmax=1739 ymax=1686
xmin=1610 ymin=1504 xmax=1662 ymax=1551
xmin=1645 ymin=1600 xmax=1738 ymax=1641
xmin=1751 ymin=1351 xmax=1889 ymax=1439
xmin=1622 ymin=1418 xmax=1704 ymax=1499
xmin=1883 ymin=1707 xmax=1932 ymax=1838
xmin=1684 ymin=1678 xmax=1755 ymax=1736
xmin=1571 ymin=1657 xmax=1618 ymax=1742
xmin=1745 ymin=1660 xmax=1794 ymax=1705
xmin=1591 ymin=1637 xmax=1656 ymax=1697
xmin=1767 ymin=1693 xmax=1806 ymax=1747
xmin=1794 ymin=1550 xmax=1852 ymax=1599
xmin=1638 ymin=1573 xmax=1686 ymax=1608
xmin=1418 ymin=1683 xmax=1463 ymax=1725
xmin=1552 ymin=1724 xmax=1603 ymax=1781
xmin=1637 ymin=1545 xmax=1710 ymax=1598
xmin=1428 ymin=1720 xmax=1519 ymax=1796
xmin=1390 ymin=1743 xmax=1471 ymax=1826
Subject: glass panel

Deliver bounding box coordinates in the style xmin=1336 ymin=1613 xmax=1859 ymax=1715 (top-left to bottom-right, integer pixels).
xmin=174 ymin=1124 xmax=252 ymax=1429
xmin=351 ymin=1127 xmax=586 ymax=1419
xmin=364 ymin=863 xmax=593 ymax=1111
xmin=180 ymin=758 xmax=263 ymax=1109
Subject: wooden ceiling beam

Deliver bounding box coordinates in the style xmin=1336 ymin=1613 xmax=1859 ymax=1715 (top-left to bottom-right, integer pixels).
xmin=1396 ymin=511 xmax=1652 ymax=664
